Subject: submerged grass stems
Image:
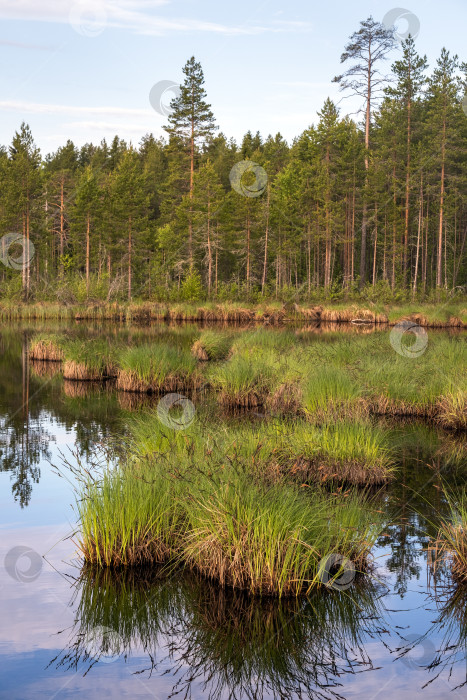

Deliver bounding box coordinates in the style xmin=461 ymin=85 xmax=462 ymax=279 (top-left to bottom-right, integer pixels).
xmin=116 ymin=343 xmax=200 ymax=393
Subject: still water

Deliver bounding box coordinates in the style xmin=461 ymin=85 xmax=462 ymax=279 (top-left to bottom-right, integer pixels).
xmin=0 ymin=323 xmax=466 ymax=700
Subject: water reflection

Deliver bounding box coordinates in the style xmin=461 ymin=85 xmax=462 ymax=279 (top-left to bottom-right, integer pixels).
xmin=0 ymin=329 xmax=121 ymax=505
xmin=391 ymin=582 xmax=467 ymax=692
xmin=54 ymin=567 xmax=389 ymax=700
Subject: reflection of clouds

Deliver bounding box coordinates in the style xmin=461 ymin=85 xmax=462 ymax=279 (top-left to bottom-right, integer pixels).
xmin=0 ymin=525 xmax=75 ymax=651
xmin=0 ymin=526 xmax=463 ymax=699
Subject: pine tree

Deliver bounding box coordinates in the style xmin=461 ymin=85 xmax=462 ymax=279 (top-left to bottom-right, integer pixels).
xmin=385 ymin=36 xmax=428 ymax=286
xmin=71 ymin=165 xmax=101 ymax=295
xmin=164 ymin=57 xmax=217 ymax=268
xmin=333 ymin=16 xmax=396 ymax=287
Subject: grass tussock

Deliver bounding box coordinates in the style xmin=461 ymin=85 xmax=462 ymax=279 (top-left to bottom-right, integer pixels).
xmin=29 ymin=333 xmax=65 ymax=361
xmin=431 ymin=490 xmax=467 ymax=586
xmin=72 ymin=429 xmax=385 ymax=596
xmin=61 ymin=338 xmax=116 ymax=381
xmin=181 ymin=467 xmax=380 ymax=596
xmin=435 ymin=390 xmax=467 ymax=430
xmin=191 ymin=330 xmax=233 ymax=361
xmin=75 ymin=459 xmax=177 ymax=567
xmin=116 ymin=343 xmax=200 ymax=393
xmin=208 ymin=353 xmax=274 ymax=407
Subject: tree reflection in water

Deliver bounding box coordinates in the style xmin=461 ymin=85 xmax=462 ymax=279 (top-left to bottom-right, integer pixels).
xmin=52 ymin=567 xmax=390 ymax=700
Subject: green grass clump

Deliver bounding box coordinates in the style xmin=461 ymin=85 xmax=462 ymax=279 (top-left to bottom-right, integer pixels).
xmin=73 ymin=428 xmax=385 ymax=596
xmin=61 ymin=337 xmax=115 ymax=380
xmin=29 ymin=333 xmax=65 ymax=361
xmin=181 ymin=460 xmax=382 ymax=596
xmin=191 ymin=330 xmax=233 ymax=361
xmin=76 ymin=459 xmax=177 ymax=567
xmin=301 ymin=366 xmax=362 ymax=418
xmin=432 ymin=490 xmax=467 ymax=585
xmin=116 ymin=343 xmax=199 ymax=393
xmin=271 ymin=420 xmax=394 ymax=484
xmin=208 ymin=352 xmax=276 ymax=407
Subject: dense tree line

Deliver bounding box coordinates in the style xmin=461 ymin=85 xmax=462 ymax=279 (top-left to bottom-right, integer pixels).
xmin=0 ymin=17 xmax=466 ymax=303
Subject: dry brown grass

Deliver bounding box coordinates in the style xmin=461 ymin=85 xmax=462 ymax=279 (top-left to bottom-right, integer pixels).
xmin=116 ymin=369 xmax=198 ymax=394
xmin=80 ymin=534 xmax=171 ymax=568
xmin=320 ymin=306 xmax=388 ymax=324
xmin=191 ymin=340 xmax=209 ymax=361
xmin=29 ymin=339 xmax=64 ymax=362
xmin=63 ymin=360 xmax=107 ymax=381
xmin=293 ymin=304 xmax=323 ymax=320
xmin=266 ymin=382 xmax=304 ymax=416
xmin=218 ymin=390 xmax=265 ymax=408
xmin=368 ymin=396 xmax=436 ymax=419
xmin=273 ymin=456 xmax=391 ymax=486
xmin=435 ymin=391 xmax=467 ymax=430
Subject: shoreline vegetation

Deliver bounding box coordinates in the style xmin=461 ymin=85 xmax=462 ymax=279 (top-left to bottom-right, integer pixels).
xmin=26 ymin=321 xmax=464 ymax=595
xmin=71 ymin=422 xmax=386 ymax=596
xmin=28 ymin=327 xmax=466 ymax=430
xmin=1 ymin=300 xmax=466 ymax=327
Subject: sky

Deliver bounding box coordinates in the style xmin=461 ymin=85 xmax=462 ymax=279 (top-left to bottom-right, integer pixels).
xmin=0 ymin=0 xmax=466 ymax=156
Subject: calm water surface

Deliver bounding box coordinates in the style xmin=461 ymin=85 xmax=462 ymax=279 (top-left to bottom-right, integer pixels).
xmin=1 ymin=323 xmax=466 ymax=700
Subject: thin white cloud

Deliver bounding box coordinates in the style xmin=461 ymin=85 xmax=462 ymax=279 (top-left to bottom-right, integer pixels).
xmin=0 ymin=0 xmax=312 ymax=36
xmin=0 ymin=39 xmax=55 ymax=50
xmin=0 ymin=99 xmax=153 ymax=119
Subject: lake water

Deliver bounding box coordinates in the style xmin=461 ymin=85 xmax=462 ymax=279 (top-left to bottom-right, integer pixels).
xmin=1 ymin=323 xmax=466 ymax=700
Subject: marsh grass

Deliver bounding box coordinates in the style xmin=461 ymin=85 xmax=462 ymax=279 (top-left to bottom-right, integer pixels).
xmin=301 ymin=366 xmax=363 ymax=420
xmin=73 ymin=430 xmax=385 ymax=595
xmin=61 ymin=338 xmax=116 ymax=380
xmin=208 ymin=353 xmax=276 ymax=407
xmin=116 ymin=343 xmax=200 ymax=393
xmin=180 ymin=458 xmax=382 ymax=596
xmin=75 ymin=458 xmax=178 ymax=567
xmin=269 ymin=420 xmax=394 ymax=485
xmin=431 ymin=489 xmax=467 ymax=585
xmin=191 ymin=330 xmax=233 ymax=361
xmin=29 ymin=333 xmax=65 ymax=361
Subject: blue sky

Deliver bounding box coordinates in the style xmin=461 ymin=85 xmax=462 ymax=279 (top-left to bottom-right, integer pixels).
xmin=1 ymin=0 xmax=465 ymax=156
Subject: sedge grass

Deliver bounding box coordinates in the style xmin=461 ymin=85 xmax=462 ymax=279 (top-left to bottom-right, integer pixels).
xmin=61 ymin=337 xmax=116 ymax=380
xmin=431 ymin=489 xmax=467 ymax=585
xmin=191 ymin=330 xmax=233 ymax=361
xmin=75 ymin=458 xmax=178 ymax=567
xmin=116 ymin=343 xmax=199 ymax=393
xmin=208 ymin=352 xmax=276 ymax=407
xmin=29 ymin=333 xmax=65 ymax=361
xmin=73 ymin=429 xmax=385 ymax=595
